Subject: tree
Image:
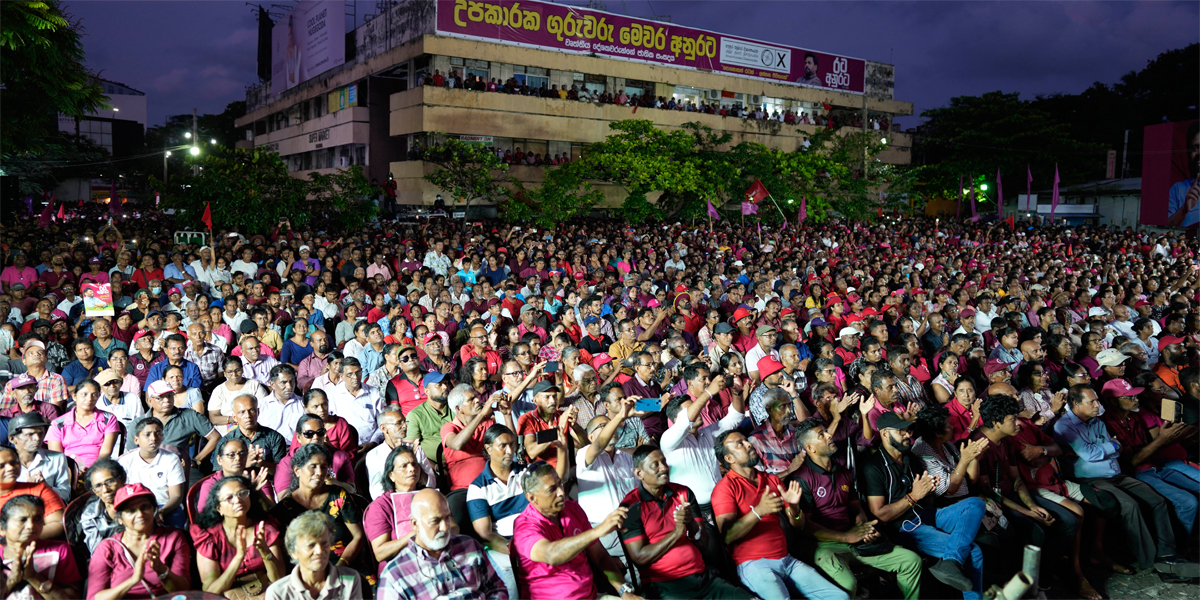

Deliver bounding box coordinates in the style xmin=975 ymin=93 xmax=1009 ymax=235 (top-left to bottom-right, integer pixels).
xmin=0 ymin=134 xmax=110 ymax=196
xmin=504 ymin=159 xmax=604 ymax=227
xmin=307 ymin=165 xmax=379 ymax=231
xmin=0 ymin=1 xmax=108 ymax=155
xmin=156 ymin=147 xmax=309 ymax=233
xmin=422 ymin=137 xmax=511 ymax=207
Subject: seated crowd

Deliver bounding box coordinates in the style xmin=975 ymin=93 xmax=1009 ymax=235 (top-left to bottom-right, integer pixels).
xmin=0 ymin=206 xmax=1198 ymax=600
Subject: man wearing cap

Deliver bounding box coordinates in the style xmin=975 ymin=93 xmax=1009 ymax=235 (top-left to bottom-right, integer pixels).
xmin=863 ymin=411 xmax=987 ymax=596
xmin=1054 ymin=384 xmax=1198 ymax=577
xmin=118 ymin=415 xmax=188 ymax=527
xmin=293 ymin=245 xmax=321 ymax=285
xmin=1154 ymin=336 xmax=1188 ymax=393
xmin=95 ymin=367 xmax=145 ymax=450
xmin=745 ymin=325 xmax=781 ymax=385
xmin=833 ymin=327 xmax=861 ymax=371
xmin=730 ymin=308 xmax=758 ymax=354
xmin=705 ymin=322 xmax=739 ymax=369
xmin=748 ymin=356 xmax=804 ymax=427
xmin=9 ymin=412 xmax=72 ymax=502
xmin=578 ymin=316 xmax=614 ymax=356
xmin=0 ymin=347 xmax=66 ymax=414
xmin=405 ymin=371 xmax=455 ymax=462
xmin=145 ymin=379 xmax=220 ymax=469
xmin=1099 ymin=379 xmax=1199 ymax=537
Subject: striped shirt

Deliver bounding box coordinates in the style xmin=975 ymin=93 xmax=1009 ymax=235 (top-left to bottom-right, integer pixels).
xmin=466 ymin=462 xmax=531 ymax=538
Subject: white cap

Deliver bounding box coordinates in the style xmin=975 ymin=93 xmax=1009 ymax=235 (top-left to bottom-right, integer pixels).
xmin=838 ymin=327 xmax=860 ymax=339
xmin=1087 ymin=306 xmax=1109 ymax=317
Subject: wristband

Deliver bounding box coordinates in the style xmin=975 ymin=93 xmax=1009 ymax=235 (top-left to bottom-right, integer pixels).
xmin=750 ymin=507 xmax=763 ymax=520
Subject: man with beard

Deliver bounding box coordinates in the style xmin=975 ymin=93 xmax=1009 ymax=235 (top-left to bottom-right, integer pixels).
xmin=296 ymin=330 xmax=332 ymax=392
xmin=1166 ymin=120 xmax=1199 ymax=228
xmin=863 ymin=412 xmax=986 ymax=597
xmin=798 ymin=52 xmax=822 ymax=86
xmin=377 ymin=488 xmax=508 ymax=600
xmin=1154 ymin=336 xmax=1188 ymax=393
xmin=711 ymin=430 xmax=848 ymax=600
xmin=618 ymin=445 xmax=753 ymax=599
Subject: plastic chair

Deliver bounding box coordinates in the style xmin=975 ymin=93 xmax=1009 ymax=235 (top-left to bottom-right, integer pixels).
xmin=186 ymin=473 xmax=215 ymax=523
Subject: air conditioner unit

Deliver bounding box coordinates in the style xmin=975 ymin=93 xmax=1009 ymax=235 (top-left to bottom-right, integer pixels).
xmin=339 ymin=157 xmax=350 ymax=167
xmin=706 ymin=90 xmax=720 ymax=100
xmin=749 ymin=95 xmax=761 ymax=105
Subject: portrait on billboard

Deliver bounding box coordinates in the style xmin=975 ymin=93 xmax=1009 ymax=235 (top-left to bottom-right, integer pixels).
xmin=1143 ymin=120 xmax=1199 ymax=228
xmin=1167 ymin=120 xmax=1199 ymax=228
xmin=798 ymin=52 xmax=822 ymax=86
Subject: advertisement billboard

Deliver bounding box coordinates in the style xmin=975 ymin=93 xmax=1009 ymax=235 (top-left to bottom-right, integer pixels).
xmin=272 ymin=0 xmax=346 ymax=96
xmin=1142 ymin=120 xmax=1199 ymax=228
xmin=436 ymin=0 xmax=865 ymax=93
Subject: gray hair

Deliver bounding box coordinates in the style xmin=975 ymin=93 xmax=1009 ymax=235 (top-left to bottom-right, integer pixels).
xmin=763 ymin=387 xmax=791 ymax=412
xmin=520 ymin=461 xmax=559 ymax=497
xmin=561 ymin=346 xmax=581 ymax=363
xmin=447 ymin=383 xmax=475 ymax=412
xmin=572 ymin=364 xmax=595 ymax=384
xmin=284 ymin=510 xmax=333 ymax=559
xmin=376 ymin=406 xmax=403 ymax=427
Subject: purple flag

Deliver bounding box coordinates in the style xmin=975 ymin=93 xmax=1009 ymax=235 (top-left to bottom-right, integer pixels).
xmin=957 ymin=175 xmax=963 ymax=218
xmin=1026 ymin=166 xmax=1032 ymax=203
xmin=741 ymin=202 xmax=757 ymax=216
xmin=969 ymin=173 xmax=977 ymax=218
xmin=798 ymin=195 xmax=808 ymax=224
xmin=707 ymin=199 xmax=720 ymax=220
xmin=1050 ymin=165 xmax=1060 ymax=220
xmin=996 ymin=168 xmax=1003 ymax=217
xmin=110 ymin=181 xmax=121 ymax=214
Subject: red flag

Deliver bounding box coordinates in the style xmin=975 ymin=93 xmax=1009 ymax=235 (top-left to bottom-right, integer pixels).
xmin=38 ymin=194 xmax=53 ymax=228
xmin=744 ymin=180 xmax=769 ymax=204
xmin=1005 ymin=216 xmax=1015 ymax=230
xmin=200 ymin=202 xmax=213 ymax=231
xmin=56 ymin=204 xmax=64 ymax=221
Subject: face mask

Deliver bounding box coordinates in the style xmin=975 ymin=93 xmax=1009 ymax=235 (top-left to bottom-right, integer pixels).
xmin=150 ymin=287 xmax=161 ymax=296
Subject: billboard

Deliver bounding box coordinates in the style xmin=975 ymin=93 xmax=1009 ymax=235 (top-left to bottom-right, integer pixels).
xmin=272 ymin=0 xmax=346 ymax=96
xmin=1142 ymin=120 xmax=1199 ymax=228
xmin=436 ymin=0 xmax=865 ymax=94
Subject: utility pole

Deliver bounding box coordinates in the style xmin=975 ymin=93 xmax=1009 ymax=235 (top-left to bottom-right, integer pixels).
xmin=192 ymin=108 xmax=199 ymax=176
xmin=1120 ymin=129 xmax=1129 ymax=179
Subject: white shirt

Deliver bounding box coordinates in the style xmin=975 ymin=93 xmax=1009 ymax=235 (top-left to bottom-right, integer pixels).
xmin=745 ymin=345 xmax=780 ymax=375
xmin=1111 ymin=318 xmax=1136 ymax=340
xmin=575 ymin=447 xmax=638 ymax=526
xmin=98 ymin=391 xmax=147 ymax=449
xmin=665 ymin=259 xmax=686 ymax=272
xmin=423 ymin=251 xmax=452 ymax=277
xmin=974 ymin=308 xmax=997 ymax=334
xmin=117 ymin=448 xmax=186 ymax=506
xmin=17 ymin=450 xmax=72 ymax=502
xmin=231 ymin=260 xmax=259 ymax=280
xmin=343 ymin=339 xmax=365 ymax=360
xmin=223 ymin=310 xmax=249 ymax=336
xmin=366 ymin=441 xmax=436 ymax=499
xmin=314 ymin=297 xmax=340 ymax=320
xmin=660 ymin=407 xmax=745 ymax=505
xmin=258 ymin=393 xmax=306 ymax=442
xmin=328 ymin=382 xmax=384 ymax=443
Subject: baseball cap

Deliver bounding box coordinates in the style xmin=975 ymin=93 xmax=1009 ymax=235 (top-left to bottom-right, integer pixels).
xmin=88 ymin=257 xmax=101 ymax=265
xmin=422 ymin=333 xmax=441 ymax=345
xmin=146 ymin=310 xmax=164 ymax=319
xmin=757 ymin=357 xmax=785 ymax=380
xmin=1096 ymin=348 xmax=1129 ymax=367
xmin=983 ymin=359 xmax=1011 ymax=376
xmin=1158 ymin=336 xmax=1185 ymax=352
xmin=21 ymin=340 xmax=45 ymax=355
xmin=113 ymin=483 xmax=158 ymax=512
xmin=168 ymin=287 xmax=182 ymax=297
xmin=9 ymin=283 xmax=25 ymax=291
xmin=95 ymin=369 xmax=122 ymax=386
xmin=713 ymin=323 xmax=736 ymax=334
xmin=733 ymin=308 xmax=753 ymax=323
xmin=876 ymin=412 xmax=914 ymax=431
xmin=959 ymin=308 xmax=976 ymax=318
xmin=132 ymin=329 xmax=155 ymax=345
xmin=755 ymin=325 xmax=777 ymax=337
xmin=838 ymin=327 xmax=860 ymax=340
xmin=1101 ymin=379 xmax=1144 ymax=400
xmin=8 ymin=374 xmax=38 ymax=389
xmin=1133 ymin=300 xmax=1153 ymax=308
xmin=422 ymin=371 xmax=448 ymax=388
xmin=591 ymin=353 xmax=613 ymax=368
xmin=583 ymin=316 xmax=601 ymax=326
xmin=147 ymin=380 xmax=174 ymax=397
xmin=809 ymin=317 xmax=830 ymax=328
xmin=1087 ymin=306 xmax=1109 ymax=317
xmin=530 ymin=380 xmax=558 ymax=395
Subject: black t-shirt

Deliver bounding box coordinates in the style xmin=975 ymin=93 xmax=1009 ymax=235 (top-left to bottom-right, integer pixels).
xmin=860 ymin=447 xmax=928 ymax=530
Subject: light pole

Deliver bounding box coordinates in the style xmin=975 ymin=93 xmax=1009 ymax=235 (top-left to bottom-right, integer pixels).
xmin=163 ymin=150 xmax=171 ymax=183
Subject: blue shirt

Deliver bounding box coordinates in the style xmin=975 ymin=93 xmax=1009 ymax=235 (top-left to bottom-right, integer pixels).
xmin=466 ymin=462 xmax=532 ymax=538
xmin=62 ymin=358 xmax=109 ymax=387
xmin=142 ymin=359 xmax=202 ymax=391
xmin=359 ymin=346 xmax=384 ymax=375
xmin=1052 ymin=408 xmax=1121 ymax=479
xmin=163 ymin=263 xmax=196 ymax=282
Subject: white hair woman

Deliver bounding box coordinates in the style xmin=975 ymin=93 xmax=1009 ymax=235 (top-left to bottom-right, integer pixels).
xmin=263 ymin=510 xmax=363 ymax=600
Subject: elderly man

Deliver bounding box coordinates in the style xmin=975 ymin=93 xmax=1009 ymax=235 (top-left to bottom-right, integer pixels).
xmin=327 ymin=356 xmax=384 ymax=451
xmin=1 ymin=373 xmax=61 ymax=422
xmin=513 ymin=463 xmax=645 ymax=600
xmin=239 ymin=334 xmax=280 ymax=385
xmin=366 ymin=407 xmax=436 ymax=499
xmin=748 ymin=357 xmax=804 ymax=427
xmin=442 ymin=383 xmax=517 ymax=531
xmin=377 ymin=488 xmax=508 ymax=600
xmin=577 ymin=397 xmax=642 ymax=562
xmin=1055 ymin=383 xmax=1198 ymax=577
xmin=214 ymin=393 xmax=288 ymax=473
xmin=184 ymin=323 xmax=223 ymax=389
xmin=619 ymin=445 xmax=753 ymax=599
xmin=745 ymin=326 xmax=781 ymax=384
xmin=1 ymin=341 xmax=68 ymax=411
xmin=748 ymin=388 xmax=805 ymax=478
xmin=9 ymin=412 xmax=72 ymax=502
xmin=260 ymin=364 xmax=305 ymax=441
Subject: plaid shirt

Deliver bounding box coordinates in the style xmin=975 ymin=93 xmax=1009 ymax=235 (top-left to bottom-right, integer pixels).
xmin=748 ymin=420 xmax=802 ymax=474
xmin=376 ymin=534 xmax=506 ymax=600
xmin=0 ymin=372 xmax=68 ymax=412
xmin=185 ymin=342 xmax=223 ymax=384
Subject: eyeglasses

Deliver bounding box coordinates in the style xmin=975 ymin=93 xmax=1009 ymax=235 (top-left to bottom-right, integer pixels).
xmin=399 ymin=354 xmax=418 ymax=363
xmin=504 ymin=370 xmax=524 ymax=377
xmin=221 ymin=451 xmax=248 ymax=459
xmin=301 ymin=428 xmax=328 ymax=438
xmin=94 ymin=477 xmax=122 ymax=490
xmin=220 ymin=489 xmax=252 ymax=504
xmin=103 ymin=381 xmax=122 ymax=387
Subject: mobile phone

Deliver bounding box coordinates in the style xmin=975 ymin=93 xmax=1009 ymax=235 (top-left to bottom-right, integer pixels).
xmin=546 ymin=360 xmax=559 ymax=373
xmin=1162 ymin=399 xmax=1183 ymax=423
xmin=535 ymin=429 xmax=558 ymax=444
xmin=635 ymin=397 xmax=662 ymax=412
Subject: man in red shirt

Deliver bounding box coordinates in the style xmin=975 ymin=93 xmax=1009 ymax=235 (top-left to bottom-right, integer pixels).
xmin=440 ymin=383 xmax=516 ymax=532
xmin=458 ymin=325 xmax=502 ymax=377
xmin=130 ymin=253 xmax=163 ymax=291
xmin=620 ymin=445 xmax=752 ymax=599
xmin=711 ymin=430 xmax=849 ymax=600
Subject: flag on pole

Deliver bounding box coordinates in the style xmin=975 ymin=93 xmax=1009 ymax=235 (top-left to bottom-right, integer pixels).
xmin=957 ymin=175 xmax=963 ymax=218
xmin=201 ymin=202 xmax=213 ymax=231
xmin=110 ymin=181 xmax=121 ymax=214
xmin=56 ymin=203 xmax=64 ymax=221
xmin=1049 ymin=165 xmax=1060 ymax=220
xmin=1005 ymin=216 xmax=1015 ymax=230
xmin=969 ymin=173 xmax=977 ymax=218
xmin=996 ymin=168 xmax=1003 ymax=218
xmin=706 ymin=199 xmax=721 ymax=220
xmin=798 ymin=195 xmax=807 ymax=225
xmin=741 ymin=202 xmax=757 ymax=216
xmin=1026 ymin=165 xmax=1032 ymax=205
xmin=38 ymin=194 xmax=53 ymax=228
xmin=744 ymin=180 xmax=769 ymax=204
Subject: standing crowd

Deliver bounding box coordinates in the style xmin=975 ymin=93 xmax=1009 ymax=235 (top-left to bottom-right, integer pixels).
xmin=0 ymin=205 xmax=1197 ymax=600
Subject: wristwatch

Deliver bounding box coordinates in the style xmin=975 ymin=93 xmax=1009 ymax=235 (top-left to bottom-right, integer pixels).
xmin=619 ymin=583 xmax=636 ymax=596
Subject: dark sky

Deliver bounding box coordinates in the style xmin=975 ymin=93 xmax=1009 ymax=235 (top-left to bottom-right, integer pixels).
xmin=66 ymin=0 xmax=1199 ymax=128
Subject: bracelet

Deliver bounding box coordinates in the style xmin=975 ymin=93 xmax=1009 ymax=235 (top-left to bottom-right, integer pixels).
xmin=750 ymin=507 xmax=763 ymax=520
xmin=905 ymin=494 xmax=917 ymax=507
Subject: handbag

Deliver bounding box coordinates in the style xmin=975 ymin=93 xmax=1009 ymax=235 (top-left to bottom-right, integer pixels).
xmin=852 ymin=535 xmax=896 ymax=557
xmin=224 ymin=570 xmax=270 ymax=600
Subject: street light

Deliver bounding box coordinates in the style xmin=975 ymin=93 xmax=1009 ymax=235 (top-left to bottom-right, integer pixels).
xmin=980 ymin=184 xmax=989 ymax=191
xmin=189 ymin=146 xmax=200 ymax=156
xmin=211 ymin=138 xmax=218 ymax=145
xmin=184 ymin=132 xmax=192 ymax=139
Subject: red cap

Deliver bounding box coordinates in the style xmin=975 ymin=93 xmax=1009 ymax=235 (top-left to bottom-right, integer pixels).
xmin=757 ymin=356 xmax=785 ymax=380
xmin=132 ymin=329 xmax=154 ymax=345
xmin=733 ymin=308 xmax=753 ymax=323
xmin=1158 ymin=335 xmax=1185 ymax=352
xmin=114 ymin=483 xmax=157 ymax=511
xmin=1101 ymin=379 xmax=1144 ymax=399
xmin=984 ymin=359 xmax=1011 ymax=376
xmin=1133 ymin=300 xmax=1153 ymax=308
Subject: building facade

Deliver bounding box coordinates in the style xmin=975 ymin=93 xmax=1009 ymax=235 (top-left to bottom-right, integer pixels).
xmin=236 ymin=0 xmax=913 ymax=207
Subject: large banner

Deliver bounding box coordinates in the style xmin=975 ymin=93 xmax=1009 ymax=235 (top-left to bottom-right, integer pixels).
xmin=272 ymin=0 xmax=346 ymax=96
xmin=1142 ymin=120 xmax=1199 ymax=228
xmin=437 ymin=0 xmax=865 ymax=93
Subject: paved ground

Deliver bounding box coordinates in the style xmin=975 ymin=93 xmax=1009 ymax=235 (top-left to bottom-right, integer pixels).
xmin=1100 ymin=569 xmax=1200 ymax=600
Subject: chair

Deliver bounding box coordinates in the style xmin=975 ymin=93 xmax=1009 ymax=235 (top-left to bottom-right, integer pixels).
xmin=186 ymin=473 xmax=215 ymax=523
xmin=63 ymin=492 xmax=94 ymax=577
xmin=64 ymin=455 xmax=80 ymax=498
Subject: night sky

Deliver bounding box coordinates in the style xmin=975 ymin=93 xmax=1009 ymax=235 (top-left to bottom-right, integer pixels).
xmin=65 ymin=0 xmax=1199 ymax=128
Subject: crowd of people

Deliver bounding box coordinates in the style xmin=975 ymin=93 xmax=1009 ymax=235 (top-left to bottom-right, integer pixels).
xmin=0 ymin=201 xmax=1198 ymax=600
xmin=415 ymin=68 xmax=894 ymax=131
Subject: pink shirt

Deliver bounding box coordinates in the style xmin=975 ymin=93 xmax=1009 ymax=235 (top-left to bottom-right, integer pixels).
xmin=865 ymin=396 xmax=908 ymax=433
xmin=87 ymin=527 xmax=190 ymax=599
xmin=45 ymin=409 xmax=120 ymax=468
xmin=1 ymin=266 xmax=38 ymax=289
xmin=512 ymin=500 xmax=597 ymax=600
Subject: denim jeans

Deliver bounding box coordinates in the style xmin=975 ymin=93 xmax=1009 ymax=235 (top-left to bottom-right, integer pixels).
xmin=896 ymin=497 xmax=986 ymax=600
xmin=485 ymin=548 xmax=517 ymax=599
xmin=1135 ymin=460 xmax=1200 ymax=535
xmin=736 ymin=555 xmax=850 ymax=600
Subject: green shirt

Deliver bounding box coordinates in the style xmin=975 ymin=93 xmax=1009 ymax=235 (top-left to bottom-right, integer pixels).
xmin=406 ymin=400 xmax=454 ymax=463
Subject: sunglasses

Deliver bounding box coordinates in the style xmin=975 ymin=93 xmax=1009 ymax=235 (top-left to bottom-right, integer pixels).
xmin=301 ymin=428 xmax=328 ymax=438
xmin=399 ymin=354 xmax=418 ymax=363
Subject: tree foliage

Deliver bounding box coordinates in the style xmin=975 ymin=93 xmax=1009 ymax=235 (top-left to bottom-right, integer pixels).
xmin=307 ymin=165 xmax=379 ymax=231
xmin=0 ymin=134 xmax=110 ymax=196
xmin=505 ymin=159 xmax=604 ymax=227
xmin=0 ymin=0 xmax=108 ymax=155
xmin=422 ymin=137 xmax=511 ymax=206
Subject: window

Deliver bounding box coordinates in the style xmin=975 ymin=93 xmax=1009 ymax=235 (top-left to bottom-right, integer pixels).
xmin=514 ymin=74 xmax=547 ymax=89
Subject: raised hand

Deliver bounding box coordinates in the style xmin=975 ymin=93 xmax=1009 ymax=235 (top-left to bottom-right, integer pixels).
xmin=253 ymin=521 xmax=270 ymax=557
xmin=910 ymin=472 xmax=935 ymax=501
xmin=959 ymin=437 xmax=989 ymax=463
xmin=754 ymin=488 xmax=784 ymax=516
xmin=598 ymin=506 xmax=628 ymax=535
xmin=233 ymin=524 xmax=249 ymax=557
xmin=780 ymin=481 xmax=803 ymax=506
xmin=858 ymin=394 xmax=877 ymax=415
xmin=673 ymin=501 xmax=691 ymax=531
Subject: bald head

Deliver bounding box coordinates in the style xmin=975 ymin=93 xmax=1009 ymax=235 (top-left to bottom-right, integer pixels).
xmin=410 ymin=488 xmax=448 ymax=519
xmin=409 ymin=489 xmax=453 ymax=553
xmin=1019 ymin=341 xmax=1044 ymax=361
xmin=987 ymin=382 xmax=1019 ymax=398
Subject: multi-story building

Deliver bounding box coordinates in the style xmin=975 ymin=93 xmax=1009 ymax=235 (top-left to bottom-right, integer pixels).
xmin=236 ymin=0 xmax=913 ymax=206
